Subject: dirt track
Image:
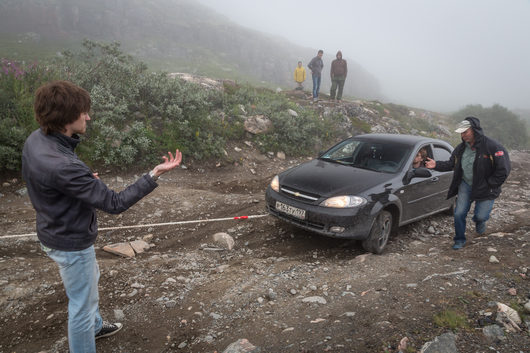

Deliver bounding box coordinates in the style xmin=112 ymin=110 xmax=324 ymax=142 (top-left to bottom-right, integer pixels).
xmin=0 ymin=148 xmax=529 ymax=353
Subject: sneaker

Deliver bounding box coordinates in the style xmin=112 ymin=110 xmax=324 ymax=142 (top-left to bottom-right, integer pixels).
xmin=95 ymin=321 xmax=123 ymax=340
xmin=452 ymin=241 xmax=466 ymax=250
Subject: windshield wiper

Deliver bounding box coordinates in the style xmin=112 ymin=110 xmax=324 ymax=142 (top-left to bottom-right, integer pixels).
xmin=351 ymin=164 xmax=377 ymax=171
xmin=319 ymin=157 xmax=350 ymax=165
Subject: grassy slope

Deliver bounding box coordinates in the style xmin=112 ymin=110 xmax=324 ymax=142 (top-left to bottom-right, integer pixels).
xmin=0 ymin=0 xmax=381 ymax=98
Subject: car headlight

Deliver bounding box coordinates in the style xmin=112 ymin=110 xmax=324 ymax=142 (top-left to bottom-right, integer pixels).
xmin=320 ymin=196 xmax=366 ymax=208
xmin=270 ymin=175 xmax=280 ymax=192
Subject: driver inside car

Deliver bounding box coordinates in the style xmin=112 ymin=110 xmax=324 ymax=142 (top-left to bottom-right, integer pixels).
xmin=412 ymin=147 xmax=428 ymax=168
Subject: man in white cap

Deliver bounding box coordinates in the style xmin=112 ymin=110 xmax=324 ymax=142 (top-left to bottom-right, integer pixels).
xmin=425 ymin=116 xmax=510 ymax=249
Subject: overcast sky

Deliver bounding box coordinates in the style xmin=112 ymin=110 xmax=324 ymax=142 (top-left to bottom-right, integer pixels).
xmin=196 ymin=0 xmax=530 ymax=112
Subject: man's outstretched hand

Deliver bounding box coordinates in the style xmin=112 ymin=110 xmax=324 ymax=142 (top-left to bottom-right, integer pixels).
xmin=425 ymin=157 xmax=436 ymax=169
xmin=152 ymin=149 xmax=182 ymax=177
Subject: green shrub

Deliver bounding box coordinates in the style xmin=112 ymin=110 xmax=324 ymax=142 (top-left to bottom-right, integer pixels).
xmin=0 ymin=40 xmax=350 ymax=171
xmin=0 ymin=58 xmax=58 ymax=171
xmin=0 ymin=122 xmax=26 ymax=170
xmin=220 ymin=85 xmax=342 ymax=156
xmin=55 ymin=40 xmax=231 ymax=165
xmin=433 ymin=310 xmax=469 ymax=330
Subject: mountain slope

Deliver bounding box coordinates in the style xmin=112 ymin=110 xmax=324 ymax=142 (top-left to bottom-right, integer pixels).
xmin=0 ymin=0 xmax=382 ymax=100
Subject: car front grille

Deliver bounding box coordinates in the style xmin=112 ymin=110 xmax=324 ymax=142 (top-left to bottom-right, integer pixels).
xmin=280 ymin=186 xmax=320 ymax=203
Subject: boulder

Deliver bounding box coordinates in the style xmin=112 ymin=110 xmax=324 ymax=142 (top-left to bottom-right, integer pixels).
xmin=213 ymin=232 xmax=235 ymax=250
xmin=222 ymin=338 xmax=259 ymax=353
xmin=130 ymin=240 xmax=150 ymax=254
xmin=244 ymin=115 xmax=272 ymax=134
xmin=103 ymin=243 xmax=135 ymax=258
xmin=420 ymin=332 xmax=457 ymax=353
xmin=482 ymin=324 xmax=505 ymax=342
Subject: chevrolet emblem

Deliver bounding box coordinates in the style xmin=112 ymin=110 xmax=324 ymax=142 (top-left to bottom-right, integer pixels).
xmin=294 ymin=192 xmax=300 ymax=197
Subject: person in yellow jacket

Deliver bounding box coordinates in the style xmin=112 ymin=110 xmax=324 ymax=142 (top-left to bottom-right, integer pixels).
xmin=294 ymin=61 xmax=306 ymax=90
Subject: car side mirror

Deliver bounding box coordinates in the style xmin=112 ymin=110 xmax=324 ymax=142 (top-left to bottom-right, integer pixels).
xmin=403 ymin=167 xmax=432 ymax=185
xmin=414 ymin=167 xmax=432 ymax=178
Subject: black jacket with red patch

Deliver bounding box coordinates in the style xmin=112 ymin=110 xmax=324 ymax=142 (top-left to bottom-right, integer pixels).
xmin=434 ymin=117 xmax=511 ymax=201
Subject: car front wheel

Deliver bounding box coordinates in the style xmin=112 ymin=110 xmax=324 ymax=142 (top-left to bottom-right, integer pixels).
xmin=362 ymin=210 xmax=392 ymax=254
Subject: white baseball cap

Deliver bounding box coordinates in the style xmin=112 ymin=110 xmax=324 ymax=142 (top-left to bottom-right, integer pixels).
xmin=455 ymin=120 xmax=471 ymax=133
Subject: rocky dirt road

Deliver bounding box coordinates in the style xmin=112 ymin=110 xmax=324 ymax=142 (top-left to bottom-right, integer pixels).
xmin=1 ymin=148 xmax=529 ymax=353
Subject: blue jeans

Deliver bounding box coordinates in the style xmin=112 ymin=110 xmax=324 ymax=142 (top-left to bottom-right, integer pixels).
xmin=312 ymin=74 xmax=321 ymax=98
xmin=46 ymin=245 xmax=102 ymax=353
xmin=453 ymin=181 xmax=494 ymax=243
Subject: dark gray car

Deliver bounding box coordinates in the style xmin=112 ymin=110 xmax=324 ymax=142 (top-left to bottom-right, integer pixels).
xmin=265 ymin=134 xmax=455 ymax=254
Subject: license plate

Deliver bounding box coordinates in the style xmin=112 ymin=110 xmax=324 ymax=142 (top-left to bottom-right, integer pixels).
xmin=276 ymin=201 xmax=306 ymax=220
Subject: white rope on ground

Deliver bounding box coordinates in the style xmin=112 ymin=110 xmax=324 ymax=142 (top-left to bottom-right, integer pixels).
xmin=0 ymin=214 xmax=270 ymax=240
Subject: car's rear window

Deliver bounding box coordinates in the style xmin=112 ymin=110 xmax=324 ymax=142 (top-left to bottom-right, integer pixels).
xmin=321 ymin=139 xmax=411 ymax=173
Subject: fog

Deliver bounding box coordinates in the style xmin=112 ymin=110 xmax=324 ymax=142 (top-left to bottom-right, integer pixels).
xmin=197 ymin=0 xmax=530 ymax=112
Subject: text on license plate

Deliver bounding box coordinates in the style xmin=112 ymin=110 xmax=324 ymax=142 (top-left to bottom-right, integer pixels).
xmin=276 ymin=201 xmax=306 ymax=220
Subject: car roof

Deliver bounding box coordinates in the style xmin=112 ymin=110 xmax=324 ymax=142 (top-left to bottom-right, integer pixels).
xmin=353 ymin=133 xmax=446 ymax=147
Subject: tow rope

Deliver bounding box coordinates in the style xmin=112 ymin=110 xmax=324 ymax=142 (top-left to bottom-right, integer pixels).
xmin=0 ymin=214 xmax=269 ymax=239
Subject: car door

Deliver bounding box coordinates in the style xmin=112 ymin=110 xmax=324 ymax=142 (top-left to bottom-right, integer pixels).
xmin=398 ymin=145 xmax=443 ymax=223
xmin=429 ymin=144 xmax=454 ymax=212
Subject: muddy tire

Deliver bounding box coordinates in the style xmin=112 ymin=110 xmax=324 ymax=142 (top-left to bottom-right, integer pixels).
xmin=362 ymin=210 xmax=392 ymax=254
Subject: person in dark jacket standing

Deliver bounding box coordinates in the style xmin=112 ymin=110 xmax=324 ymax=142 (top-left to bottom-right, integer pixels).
xmin=330 ymin=50 xmax=347 ymax=101
xmin=22 ymin=80 xmax=182 ymax=353
xmin=307 ymin=49 xmax=324 ymax=101
xmin=425 ymin=116 xmax=510 ymax=250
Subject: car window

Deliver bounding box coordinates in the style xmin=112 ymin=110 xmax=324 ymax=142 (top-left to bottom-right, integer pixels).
xmin=322 ymin=139 xmax=410 ymax=173
xmin=433 ymin=145 xmax=452 ymax=161
xmin=410 ymin=145 xmax=432 ymax=168
xmin=321 ymin=139 xmax=361 ymax=163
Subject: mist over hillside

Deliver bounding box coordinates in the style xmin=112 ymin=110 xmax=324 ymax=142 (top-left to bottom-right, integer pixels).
xmin=0 ymin=0 xmax=382 ymax=100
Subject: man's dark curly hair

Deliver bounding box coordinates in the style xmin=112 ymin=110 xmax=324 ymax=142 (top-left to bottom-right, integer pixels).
xmin=34 ymin=80 xmax=91 ymax=135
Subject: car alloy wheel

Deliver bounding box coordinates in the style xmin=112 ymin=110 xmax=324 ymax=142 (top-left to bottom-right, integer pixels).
xmin=362 ymin=210 xmax=392 ymax=254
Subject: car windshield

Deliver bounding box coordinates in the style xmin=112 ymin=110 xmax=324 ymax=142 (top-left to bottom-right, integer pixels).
xmin=319 ymin=139 xmax=411 ymax=173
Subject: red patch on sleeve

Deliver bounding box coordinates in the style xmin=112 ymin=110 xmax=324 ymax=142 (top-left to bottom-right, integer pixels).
xmin=494 ymin=151 xmax=504 ymax=157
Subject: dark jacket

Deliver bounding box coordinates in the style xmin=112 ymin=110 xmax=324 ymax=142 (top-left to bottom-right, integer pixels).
xmin=434 ymin=117 xmax=510 ymax=201
xmin=330 ymin=51 xmax=347 ymax=78
xmin=308 ymin=55 xmax=324 ymax=76
xmin=22 ymin=129 xmax=158 ymax=251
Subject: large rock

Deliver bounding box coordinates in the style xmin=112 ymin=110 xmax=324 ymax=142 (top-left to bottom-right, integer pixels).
xmin=103 ymin=243 xmax=135 ymax=258
xmin=420 ymin=332 xmax=458 ymax=353
xmin=244 ymin=115 xmax=272 ymax=134
xmin=213 ymin=232 xmax=235 ymax=250
xmin=301 ymin=296 xmax=327 ymax=304
xmin=482 ymin=324 xmax=505 ymax=342
xmin=222 ymin=338 xmax=259 ymax=353
xmin=168 ymin=72 xmax=223 ymax=90
xmin=130 ymin=240 xmax=150 ymax=254
xmin=496 ymin=302 xmax=522 ymax=332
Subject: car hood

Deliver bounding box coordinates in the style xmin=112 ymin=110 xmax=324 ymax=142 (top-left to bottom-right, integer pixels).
xmin=279 ymin=159 xmax=395 ymax=197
